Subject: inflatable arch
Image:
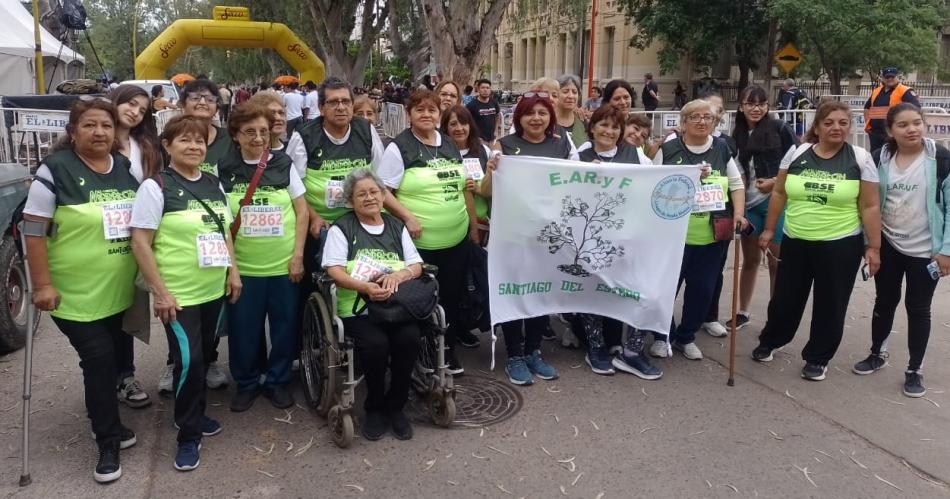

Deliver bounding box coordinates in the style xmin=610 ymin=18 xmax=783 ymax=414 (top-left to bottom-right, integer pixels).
xmin=135 ymin=6 xmax=325 ymax=84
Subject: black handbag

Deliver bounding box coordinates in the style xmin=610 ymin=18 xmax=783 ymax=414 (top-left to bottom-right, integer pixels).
xmin=353 ymin=273 xmax=440 ymax=323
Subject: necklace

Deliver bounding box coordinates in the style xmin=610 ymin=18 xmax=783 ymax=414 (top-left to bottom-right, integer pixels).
xmin=412 ymin=129 xmax=438 ymax=161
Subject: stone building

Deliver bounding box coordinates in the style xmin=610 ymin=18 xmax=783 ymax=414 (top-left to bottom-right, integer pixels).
xmin=487 ymin=0 xmax=693 ymax=100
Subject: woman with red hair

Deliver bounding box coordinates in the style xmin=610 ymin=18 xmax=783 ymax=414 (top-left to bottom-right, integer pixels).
xmin=479 ymin=91 xmax=578 ymax=386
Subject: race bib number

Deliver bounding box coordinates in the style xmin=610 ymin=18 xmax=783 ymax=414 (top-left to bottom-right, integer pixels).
xmin=325 ymin=179 xmax=345 ymax=209
xmin=101 ymin=201 xmax=133 ymax=239
xmin=349 ymin=254 xmax=392 ymax=282
xmin=693 ymin=184 xmax=726 ymax=213
xmin=196 ymin=233 xmax=231 ymax=268
xmin=240 ymin=205 xmax=284 ymax=237
xmin=463 ymin=158 xmax=484 ymax=181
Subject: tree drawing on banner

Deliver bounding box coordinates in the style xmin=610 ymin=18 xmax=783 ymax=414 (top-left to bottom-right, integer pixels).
xmin=537 ymin=192 xmax=627 ymax=277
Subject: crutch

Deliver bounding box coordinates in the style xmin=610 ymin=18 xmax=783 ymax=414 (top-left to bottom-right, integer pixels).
xmin=727 ymin=223 xmax=742 ymax=386
xmin=17 ymin=221 xmax=37 ymax=486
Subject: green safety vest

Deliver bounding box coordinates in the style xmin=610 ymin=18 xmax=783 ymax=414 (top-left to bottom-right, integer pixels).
xmin=661 ymin=137 xmax=733 ymax=246
xmin=297 ymin=117 xmax=374 ymax=222
xmin=784 ymin=145 xmax=863 ymax=241
xmin=391 ymin=129 xmax=467 ymax=250
xmin=44 ymin=150 xmax=138 ymax=321
xmin=153 ymin=169 xmax=232 ymax=307
xmin=333 ymin=212 xmax=406 ymax=318
xmin=219 ymin=149 xmax=298 ymax=277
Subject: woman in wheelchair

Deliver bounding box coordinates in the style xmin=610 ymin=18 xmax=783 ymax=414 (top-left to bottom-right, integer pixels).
xmin=321 ymin=168 xmax=425 ymax=441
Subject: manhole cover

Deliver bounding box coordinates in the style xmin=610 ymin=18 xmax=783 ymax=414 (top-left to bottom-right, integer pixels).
xmin=407 ymin=374 xmax=523 ymax=429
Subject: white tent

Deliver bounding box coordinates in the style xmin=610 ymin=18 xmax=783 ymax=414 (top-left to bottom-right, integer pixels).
xmin=0 ymin=0 xmax=85 ymax=96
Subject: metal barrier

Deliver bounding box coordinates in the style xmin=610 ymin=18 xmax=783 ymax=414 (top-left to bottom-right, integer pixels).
xmin=379 ymin=102 xmax=408 ymax=138
xmin=154 ymin=109 xmax=182 ymax=135
xmin=0 ymin=107 xmax=70 ymax=172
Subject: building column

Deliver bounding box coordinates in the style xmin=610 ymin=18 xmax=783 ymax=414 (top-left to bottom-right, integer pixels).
xmin=527 ymin=37 xmax=536 ymax=81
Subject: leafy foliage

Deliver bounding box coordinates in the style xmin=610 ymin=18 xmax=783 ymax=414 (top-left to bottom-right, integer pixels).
xmin=537 ymin=192 xmax=626 ymax=277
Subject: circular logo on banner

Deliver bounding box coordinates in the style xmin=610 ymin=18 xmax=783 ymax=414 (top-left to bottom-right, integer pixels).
xmin=651 ymin=174 xmax=695 ymax=220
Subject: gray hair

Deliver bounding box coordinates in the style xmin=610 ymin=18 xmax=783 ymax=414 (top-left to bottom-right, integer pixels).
xmin=556 ymin=74 xmax=581 ymax=91
xmin=343 ymin=168 xmax=387 ymax=202
xmin=784 ymin=78 xmax=795 ymax=87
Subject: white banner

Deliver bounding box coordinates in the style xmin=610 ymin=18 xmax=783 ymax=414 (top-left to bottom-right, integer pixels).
xmin=488 ymin=156 xmax=701 ymax=347
xmin=16 ymin=110 xmax=69 ymax=132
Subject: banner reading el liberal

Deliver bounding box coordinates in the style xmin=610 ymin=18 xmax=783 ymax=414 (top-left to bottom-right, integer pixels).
xmin=488 ymin=156 xmax=701 ymax=337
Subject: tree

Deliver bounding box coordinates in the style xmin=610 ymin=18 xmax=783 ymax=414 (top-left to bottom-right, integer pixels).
xmin=304 ymin=0 xmax=389 ymax=86
xmin=420 ymin=0 xmax=513 ymax=85
xmin=537 ymin=193 xmax=626 ymax=277
xmin=621 ymin=0 xmax=769 ymax=87
xmin=388 ymin=0 xmax=431 ymax=84
xmin=769 ymin=0 xmax=943 ymax=94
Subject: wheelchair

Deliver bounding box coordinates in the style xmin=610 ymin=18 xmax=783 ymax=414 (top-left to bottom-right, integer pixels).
xmin=298 ymin=264 xmax=457 ymax=448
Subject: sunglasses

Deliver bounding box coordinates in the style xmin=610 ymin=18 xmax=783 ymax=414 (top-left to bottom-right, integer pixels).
xmin=523 ymin=91 xmax=551 ymax=99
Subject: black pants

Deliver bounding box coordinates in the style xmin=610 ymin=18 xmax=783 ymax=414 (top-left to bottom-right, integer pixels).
xmin=419 ymin=239 xmax=470 ymax=349
xmin=286 ymin=117 xmax=302 ymax=138
xmin=758 ymin=234 xmax=863 ymax=365
xmin=53 ymin=312 xmax=125 ymax=446
xmin=114 ymin=329 xmax=135 ymax=381
xmin=871 ymin=239 xmax=940 ymax=370
xmin=868 ymin=132 xmax=886 ymax=154
xmin=501 ymin=316 xmax=548 ymax=358
xmin=705 ymin=240 xmax=731 ymax=323
xmin=167 ymin=338 xmax=219 ymax=364
xmin=164 ymin=298 xmax=224 ymax=443
xmin=344 ymin=316 xmax=420 ymax=413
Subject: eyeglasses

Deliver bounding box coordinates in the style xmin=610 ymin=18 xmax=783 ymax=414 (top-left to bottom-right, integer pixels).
xmin=186 ymin=94 xmax=219 ymax=104
xmin=439 ymin=92 xmax=459 ymax=99
xmin=742 ymin=102 xmax=767 ymax=110
xmin=79 ymin=95 xmax=111 ymax=103
xmin=324 ymin=98 xmax=353 ymax=108
xmin=354 ymin=189 xmax=382 ymax=199
xmin=523 ymin=91 xmax=551 ymax=99
xmin=240 ymin=129 xmax=270 ymax=139
xmin=686 ymin=115 xmax=715 ymax=124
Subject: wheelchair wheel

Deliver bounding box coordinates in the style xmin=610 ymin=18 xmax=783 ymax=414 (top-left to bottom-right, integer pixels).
xmin=429 ymin=393 xmax=456 ymax=428
xmin=328 ymin=405 xmax=354 ymax=449
xmin=300 ymin=293 xmax=337 ymax=417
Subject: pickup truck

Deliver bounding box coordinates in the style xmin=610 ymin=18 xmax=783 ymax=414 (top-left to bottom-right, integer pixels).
xmin=0 ymin=164 xmax=34 ymax=352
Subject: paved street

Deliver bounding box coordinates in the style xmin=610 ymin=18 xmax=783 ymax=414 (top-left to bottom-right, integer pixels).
xmin=1 ymin=253 xmax=949 ymax=499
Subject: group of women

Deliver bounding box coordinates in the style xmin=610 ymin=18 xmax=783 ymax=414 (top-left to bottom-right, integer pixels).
xmin=24 ymin=73 xmax=949 ymax=484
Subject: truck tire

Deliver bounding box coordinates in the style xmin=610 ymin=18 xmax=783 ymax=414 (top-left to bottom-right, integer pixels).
xmin=0 ymin=235 xmax=34 ymax=352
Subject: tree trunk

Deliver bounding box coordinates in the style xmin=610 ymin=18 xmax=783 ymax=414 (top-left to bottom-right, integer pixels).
xmin=389 ymin=0 xmax=431 ymax=84
xmin=764 ymin=18 xmax=777 ymax=93
xmin=829 ymin=68 xmax=842 ymax=95
xmin=737 ymin=61 xmax=750 ymax=90
xmin=307 ymin=0 xmax=389 ymax=86
xmin=421 ymin=0 xmax=512 ymax=84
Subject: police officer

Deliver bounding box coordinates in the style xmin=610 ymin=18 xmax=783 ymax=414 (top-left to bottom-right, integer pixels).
xmin=864 ymin=67 xmax=920 ymax=152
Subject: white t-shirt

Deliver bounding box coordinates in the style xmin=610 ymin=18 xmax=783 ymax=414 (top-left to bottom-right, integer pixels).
xmin=23 ymin=156 xmax=116 ymax=218
xmin=576 ymin=141 xmax=653 ymax=165
xmin=653 ymin=136 xmax=744 ymax=192
xmin=126 ymin=136 xmax=144 ymax=183
xmin=285 ymin=125 xmax=385 ymax=179
xmin=882 ymin=152 xmax=931 ymax=258
xmin=284 ymin=92 xmax=306 ymax=121
xmin=129 ymin=171 xmax=229 ymax=230
xmin=321 ymin=222 xmax=422 ymax=268
xmin=377 ymin=132 xmax=450 ymax=189
xmin=306 ymin=91 xmax=321 ymax=119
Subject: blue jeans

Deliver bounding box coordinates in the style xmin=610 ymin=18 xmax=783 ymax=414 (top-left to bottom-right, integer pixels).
xmin=668 ymin=242 xmax=729 ymax=344
xmin=228 ymin=275 xmax=300 ymax=392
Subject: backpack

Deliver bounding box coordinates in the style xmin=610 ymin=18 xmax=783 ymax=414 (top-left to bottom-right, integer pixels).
xmin=793 ymin=89 xmax=814 ymax=110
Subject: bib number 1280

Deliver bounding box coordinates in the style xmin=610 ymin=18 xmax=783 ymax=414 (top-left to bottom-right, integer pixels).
xmin=196 ymin=233 xmax=231 ymax=268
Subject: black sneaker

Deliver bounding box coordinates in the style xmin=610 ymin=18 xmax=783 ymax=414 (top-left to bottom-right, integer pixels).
xmin=362 ymin=411 xmax=388 ymax=441
xmin=446 ymin=348 xmax=464 ymax=376
xmin=263 ymin=385 xmax=295 ymax=409
xmin=94 ymin=440 xmax=122 ymax=483
xmin=541 ymin=320 xmax=557 ymax=341
xmin=903 ymin=371 xmax=926 ymax=398
xmin=91 ymin=425 xmax=137 ymax=450
xmin=752 ymin=344 xmax=774 ymax=362
xmin=390 ymin=410 xmax=414 ymax=440
xmin=852 ymin=353 xmax=887 ymax=375
xmin=801 ymin=363 xmax=827 ymax=381
xmin=725 ymin=313 xmax=750 ymax=330
xmin=457 ymin=329 xmax=481 ymax=348
xmin=230 ymin=389 xmax=259 ymax=412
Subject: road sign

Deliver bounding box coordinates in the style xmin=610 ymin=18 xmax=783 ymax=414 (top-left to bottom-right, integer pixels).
xmin=774 ymin=43 xmax=803 ymax=75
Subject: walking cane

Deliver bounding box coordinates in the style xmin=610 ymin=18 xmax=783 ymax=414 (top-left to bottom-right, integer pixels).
xmin=727 ymin=224 xmax=741 ymax=387
xmin=17 ymin=222 xmax=36 ymax=486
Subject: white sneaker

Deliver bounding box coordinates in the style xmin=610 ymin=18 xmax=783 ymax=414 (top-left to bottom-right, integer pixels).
xmin=673 ymin=341 xmax=703 ymax=360
xmin=649 ymin=340 xmax=670 ymax=358
xmin=205 ymin=362 xmax=229 ymax=389
xmin=561 ymin=328 xmax=580 ymax=348
xmin=158 ymin=365 xmax=174 ymax=395
xmin=702 ymin=322 xmax=728 ymax=338
xmin=117 ymin=376 xmax=151 ymax=408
